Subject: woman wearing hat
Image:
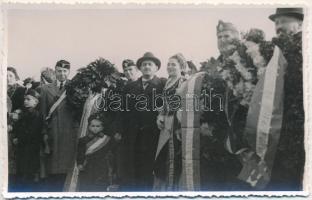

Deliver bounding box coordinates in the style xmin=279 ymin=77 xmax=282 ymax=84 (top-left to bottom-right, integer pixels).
xmin=40 ymin=67 xmax=56 ymax=85
xmin=7 ymin=67 xmax=25 ymax=112
xmin=34 ymin=67 xmax=56 ymax=94
xmin=153 ymin=53 xmax=193 ymax=191
xmin=23 ymin=77 xmax=40 ymax=94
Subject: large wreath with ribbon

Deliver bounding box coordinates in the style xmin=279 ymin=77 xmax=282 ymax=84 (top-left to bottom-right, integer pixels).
xmin=65 ymin=58 xmax=126 ymax=119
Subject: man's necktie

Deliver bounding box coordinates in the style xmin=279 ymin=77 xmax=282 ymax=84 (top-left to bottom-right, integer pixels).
xmin=59 ymin=81 xmax=64 ymax=90
xmin=142 ymin=81 xmax=149 ymax=90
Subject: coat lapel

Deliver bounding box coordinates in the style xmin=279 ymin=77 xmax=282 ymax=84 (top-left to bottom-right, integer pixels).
xmin=49 ymin=80 xmax=68 ymax=96
xmin=137 ymin=77 xmax=144 ymax=92
xmin=144 ymin=76 xmax=161 ymax=93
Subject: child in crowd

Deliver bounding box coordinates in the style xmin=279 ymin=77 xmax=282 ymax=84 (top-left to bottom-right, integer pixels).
xmin=76 ymin=113 xmax=118 ymax=191
xmin=12 ymin=89 xmax=43 ymax=191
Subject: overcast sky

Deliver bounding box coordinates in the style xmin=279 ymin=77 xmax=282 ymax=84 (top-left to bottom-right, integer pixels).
xmin=7 ymin=6 xmax=276 ymax=80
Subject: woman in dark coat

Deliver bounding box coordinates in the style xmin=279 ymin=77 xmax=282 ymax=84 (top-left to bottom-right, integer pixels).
xmin=7 ymin=67 xmax=25 ymax=191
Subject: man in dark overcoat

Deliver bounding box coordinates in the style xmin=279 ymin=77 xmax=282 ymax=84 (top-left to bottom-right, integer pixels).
xmin=267 ymin=8 xmax=305 ymax=191
xmin=119 ymin=52 xmax=166 ymax=191
xmin=114 ymin=59 xmax=140 ymax=189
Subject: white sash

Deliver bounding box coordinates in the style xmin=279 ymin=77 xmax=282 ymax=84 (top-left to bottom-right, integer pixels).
xmin=78 ymin=93 xmax=102 ymax=138
xmin=45 ymin=91 xmax=66 ymax=121
xmin=256 ymin=46 xmax=285 ymax=159
xmin=85 ymin=135 xmax=110 ymax=155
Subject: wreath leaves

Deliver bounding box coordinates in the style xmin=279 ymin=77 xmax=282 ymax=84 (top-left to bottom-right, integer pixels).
xmin=65 ymin=58 xmax=126 ymax=119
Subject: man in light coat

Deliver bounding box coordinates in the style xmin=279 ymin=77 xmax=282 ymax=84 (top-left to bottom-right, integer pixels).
xmin=40 ymin=60 xmax=79 ymax=191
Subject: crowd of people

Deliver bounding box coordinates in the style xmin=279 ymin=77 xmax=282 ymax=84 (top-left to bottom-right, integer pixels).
xmin=6 ymin=8 xmax=305 ymax=192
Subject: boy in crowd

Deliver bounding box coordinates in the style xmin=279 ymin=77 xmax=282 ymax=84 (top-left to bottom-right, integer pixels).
xmin=12 ymin=89 xmax=43 ymax=191
xmin=76 ymin=113 xmax=117 ymax=191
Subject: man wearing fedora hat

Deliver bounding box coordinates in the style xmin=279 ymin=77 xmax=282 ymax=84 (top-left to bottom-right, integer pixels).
xmin=269 ymin=8 xmax=303 ymax=37
xmin=265 ymin=8 xmax=305 ymax=191
xmin=118 ymin=52 xmax=166 ymax=191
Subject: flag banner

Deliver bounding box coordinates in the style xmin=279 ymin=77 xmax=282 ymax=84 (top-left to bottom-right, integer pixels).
xmin=238 ymin=46 xmax=287 ymax=189
xmin=179 ymin=72 xmax=206 ymax=191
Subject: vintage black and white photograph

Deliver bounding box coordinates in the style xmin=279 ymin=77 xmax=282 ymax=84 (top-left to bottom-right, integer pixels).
xmin=1 ymin=1 xmax=311 ymax=198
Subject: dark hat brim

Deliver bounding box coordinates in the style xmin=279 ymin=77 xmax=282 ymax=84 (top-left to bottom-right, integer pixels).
xmin=136 ymin=56 xmax=161 ymax=70
xmin=269 ymin=12 xmax=304 ymax=21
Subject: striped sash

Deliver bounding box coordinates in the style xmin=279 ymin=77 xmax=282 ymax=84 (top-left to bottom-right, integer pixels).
xmin=85 ymin=135 xmax=110 ymax=155
xmin=238 ymin=46 xmax=287 ymax=189
xmin=179 ymin=72 xmax=206 ymax=191
xmin=155 ymin=115 xmax=174 ymax=160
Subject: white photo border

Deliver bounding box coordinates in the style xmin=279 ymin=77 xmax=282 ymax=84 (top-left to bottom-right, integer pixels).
xmin=0 ymin=0 xmax=311 ymax=198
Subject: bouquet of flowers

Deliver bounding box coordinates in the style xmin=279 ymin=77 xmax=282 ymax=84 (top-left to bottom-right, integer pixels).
xmin=200 ymin=57 xmax=219 ymax=77
xmin=200 ymin=28 xmax=275 ymax=107
xmin=66 ymin=58 xmax=126 ymax=118
xmin=200 ymin=73 xmax=227 ymax=124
